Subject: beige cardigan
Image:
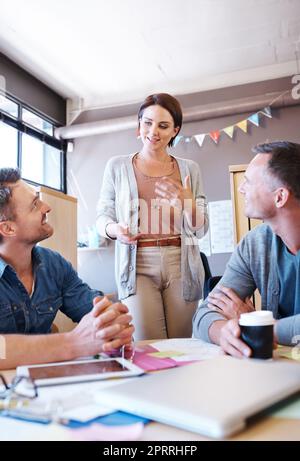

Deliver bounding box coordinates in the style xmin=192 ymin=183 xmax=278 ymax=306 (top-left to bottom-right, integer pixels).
xmin=96 ymin=153 xmax=209 ymax=301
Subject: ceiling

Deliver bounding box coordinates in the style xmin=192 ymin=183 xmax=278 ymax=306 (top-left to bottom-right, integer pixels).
xmin=0 ymin=0 xmax=299 ymax=116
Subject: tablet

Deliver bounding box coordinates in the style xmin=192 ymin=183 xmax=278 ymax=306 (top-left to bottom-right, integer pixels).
xmin=17 ymin=358 xmax=144 ymax=386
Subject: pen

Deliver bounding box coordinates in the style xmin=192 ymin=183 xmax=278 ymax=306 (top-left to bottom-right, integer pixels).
xmin=1 ymin=407 xmax=70 ymax=426
xmin=2 ymin=408 xmax=51 ymax=424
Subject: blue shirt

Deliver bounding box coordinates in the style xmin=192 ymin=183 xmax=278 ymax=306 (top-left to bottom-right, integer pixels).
xmin=0 ymin=246 xmax=102 ymax=334
xmin=275 ymin=236 xmax=300 ymax=318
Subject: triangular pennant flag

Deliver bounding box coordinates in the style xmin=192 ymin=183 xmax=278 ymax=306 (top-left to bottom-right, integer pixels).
xmin=223 ymin=125 xmax=234 ymax=138
xmin=260 ymin=106 xmax=272 ymax=118
xmin=194 ymin=134 xmax=206 ymax=147
xmin=248 ymin=113 xmax=260 ymax=127
xmin=209 ymin=130 xmax=220 ymax=144
xmin=173 ymin=135 xmax=183 ymax=147
xmin=236 ymin=120 xmax=248 ymax=133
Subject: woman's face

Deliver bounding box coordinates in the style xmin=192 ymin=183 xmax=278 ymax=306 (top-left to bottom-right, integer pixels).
xmin=138 ymin=105 xmax=179 ymax=151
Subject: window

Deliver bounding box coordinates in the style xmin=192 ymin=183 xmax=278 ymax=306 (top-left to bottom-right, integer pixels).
xmin=0 ymin=95 xmax=18 ymax=118
xmin=0 ymin=94 xmax=65 ymax=192
xmin=22 ymin=135 xmax=62 ymax=189
xmin=22 ymin=108 xmax=53 ymax=136
xmin=0 ymin=121 xmax=18 ymax=168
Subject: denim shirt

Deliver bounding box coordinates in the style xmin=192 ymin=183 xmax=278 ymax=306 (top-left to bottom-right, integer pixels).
xmin=0 ymin=246 xmax=101 ymax=334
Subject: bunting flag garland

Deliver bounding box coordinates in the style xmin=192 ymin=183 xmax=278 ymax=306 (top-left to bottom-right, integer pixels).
xmin=236 ymin=120 xmax=248 ymax=133
xmin=247 ymin=113 xmax=260 ymax=127
xmin=194 ymin=134 xmax=206 ymax=147
xmin=209 ymin=130 xmax=220 ymax=144
xmin=260 ymin=106 xmax=272 ymax=118
xmin=223 ymin=125 xmax=234 ymax=138
xmin=174 ymin=102 xmax=275 ymax=148
xmin=173 ymin=135 xmax=183 ymax=147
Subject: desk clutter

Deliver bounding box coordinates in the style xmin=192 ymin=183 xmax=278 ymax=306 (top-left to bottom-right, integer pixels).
xmin=0 ymin=339 xmax=221 ymax=440
xmin=0 ymin=415 xmax=145 ymax=442
xmin=1 ymin=339 xmax=300 ymax=440
xmin=132 ymin=338 xmax=222 ymax=371
xmin=0 ymin=377 xmax=150 ymax=441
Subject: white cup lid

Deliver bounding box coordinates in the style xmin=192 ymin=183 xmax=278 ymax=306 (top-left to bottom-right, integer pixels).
xmin=239 ymin=311 xmax=274 ymax=326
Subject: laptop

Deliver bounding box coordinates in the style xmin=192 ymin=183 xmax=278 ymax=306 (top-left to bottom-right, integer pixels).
xmin=94 ymin=356 xmax=300 ymax=438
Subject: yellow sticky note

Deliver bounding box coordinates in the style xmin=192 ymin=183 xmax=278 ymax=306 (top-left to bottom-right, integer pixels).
xmin=277 ymin=345 xmax=300 ymax=361
xmin=149 ymin=350 xmax=185 ymax=358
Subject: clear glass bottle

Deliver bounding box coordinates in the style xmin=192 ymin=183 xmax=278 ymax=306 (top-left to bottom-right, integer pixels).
xmin=106 ymin=339 xmax=135 ymax=363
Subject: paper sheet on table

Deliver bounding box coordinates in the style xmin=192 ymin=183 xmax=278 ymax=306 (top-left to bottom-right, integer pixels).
xmin=61 ymin=403 xmax=113 ymax=422
xmin=21 ymin=377 xmax=133 ymax=423
xmin=270 ymin=396 xmax=300 ymax=420
xmin=0 ymin=416 xmax=144 ymax=441
xmin=0 ymin=417 xmax=70 ymax=441
xmin=152 ymin=338 xmax=222 ymax=362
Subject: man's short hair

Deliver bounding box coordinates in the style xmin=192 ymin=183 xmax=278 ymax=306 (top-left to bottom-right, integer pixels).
xmin=252 ymin=141 xmax=300 ymax=201
xmin=0 ymin=168 xmax=21 ymax=241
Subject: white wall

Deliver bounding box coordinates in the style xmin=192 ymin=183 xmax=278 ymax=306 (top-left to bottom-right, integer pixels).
xmin=68 ymin=128 xmax=140 ymax=295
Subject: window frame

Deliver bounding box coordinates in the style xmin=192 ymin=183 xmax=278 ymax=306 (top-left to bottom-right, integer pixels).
xmin=0 ymin=92 xmax=66 ymax=193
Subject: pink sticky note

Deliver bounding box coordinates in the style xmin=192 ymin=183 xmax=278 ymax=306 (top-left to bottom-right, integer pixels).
xmin=133 ymin=344 xmax=198 ymax=370
xmin=69 ymin=422 xmax=144 ymax=441
xmin=133 ymin=350 xmax=177 ymax=371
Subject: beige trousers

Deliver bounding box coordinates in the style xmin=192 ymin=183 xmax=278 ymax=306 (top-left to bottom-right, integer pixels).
xmin=123 ymin=246 xmax=198 ymax=341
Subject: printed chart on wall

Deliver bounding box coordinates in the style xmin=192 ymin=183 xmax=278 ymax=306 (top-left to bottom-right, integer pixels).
xmin=199 ymin=200 xmax=234 ymax=256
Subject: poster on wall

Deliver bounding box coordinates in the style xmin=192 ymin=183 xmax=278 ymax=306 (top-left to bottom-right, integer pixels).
xmin=198 ymin=228 xmax=211 ymax=257
xmin=208 ymin=200 xmax=234 ymax=254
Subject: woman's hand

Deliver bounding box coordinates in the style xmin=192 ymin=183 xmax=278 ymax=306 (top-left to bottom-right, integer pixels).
xmin=106 ymin=222 xmax=144 ymax=244
xmin=155 ymin=175 xmax=204 ymax=230
xmin=155 ymin=175 xmax=193 ymax=209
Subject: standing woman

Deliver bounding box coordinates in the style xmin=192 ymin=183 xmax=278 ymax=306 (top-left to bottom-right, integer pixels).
xmin=96 ymin=93 xmax=208 ymax=340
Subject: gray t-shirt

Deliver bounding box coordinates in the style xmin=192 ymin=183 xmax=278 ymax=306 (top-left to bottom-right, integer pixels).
xmin=193 ymin=224 xmax=300 ymax=346
xmin=275 ymin=235 xmax=300 ymax=318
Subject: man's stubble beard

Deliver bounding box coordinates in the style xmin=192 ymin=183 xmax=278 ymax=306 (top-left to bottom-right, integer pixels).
xmin=29 ymin=225 xmax=54 ymax=245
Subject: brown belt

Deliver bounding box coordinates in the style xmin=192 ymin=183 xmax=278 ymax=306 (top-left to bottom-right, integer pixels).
xmin=138 ymin=237 xmax=181 ymax=248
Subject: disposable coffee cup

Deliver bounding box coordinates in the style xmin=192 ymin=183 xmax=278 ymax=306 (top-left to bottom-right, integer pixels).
xmin=239 ymin=311 xmax=274 ymax=359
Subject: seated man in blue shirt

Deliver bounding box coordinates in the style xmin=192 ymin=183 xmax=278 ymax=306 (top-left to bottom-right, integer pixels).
xmin=193 ymin=141 xmax=300 ymax=356
xmin=0 ymin=168 xmax=134 ymax=369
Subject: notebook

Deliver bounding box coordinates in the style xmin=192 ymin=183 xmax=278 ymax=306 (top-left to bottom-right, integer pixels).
xmin=94 ymin=355 xmax=300 ymax=438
